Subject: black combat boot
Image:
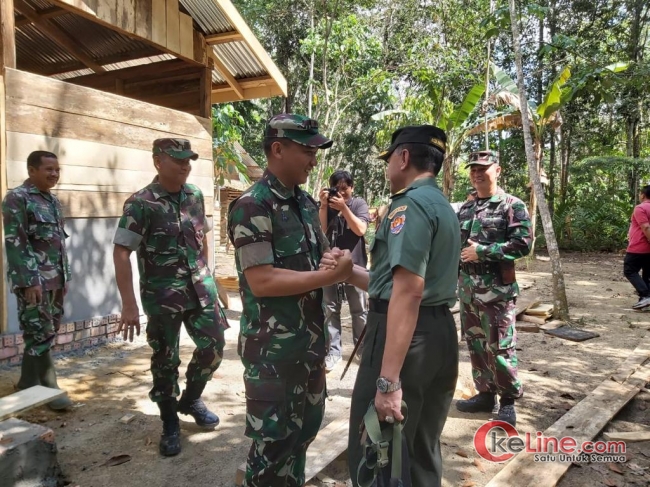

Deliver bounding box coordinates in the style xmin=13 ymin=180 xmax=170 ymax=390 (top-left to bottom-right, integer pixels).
xmin=178 ymin=382 xmax=220 ymax=428
xmin=496 ymin=397 xmax=517 ymax=426
xmin=36 ymin=352 xmax=74 ymax=410
xmin=15 ymin=353 xmax=40 ymax=390
xmin=157 ymin=400 xmax=181 ymax=456
xmin=456 ymin=392 xmax=498 ymax=413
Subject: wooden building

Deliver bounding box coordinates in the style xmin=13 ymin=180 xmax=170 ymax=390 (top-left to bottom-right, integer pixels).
xmin=0 ymin=0 xmax=286 ymax=362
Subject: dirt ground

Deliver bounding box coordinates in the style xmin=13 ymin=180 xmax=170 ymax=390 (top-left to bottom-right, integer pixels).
xmin=1 ymin=251 xmax=649 ymax=487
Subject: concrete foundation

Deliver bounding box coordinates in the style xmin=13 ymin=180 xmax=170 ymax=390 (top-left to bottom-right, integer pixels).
xmin=0 ymin=418 xmax=63 ymax=487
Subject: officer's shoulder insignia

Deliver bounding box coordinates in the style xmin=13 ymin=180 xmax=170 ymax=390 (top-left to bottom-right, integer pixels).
xmin=390 ymin=214 xmax=406 ymax=234
xmin=388 ymin=205 xmax=408 ymax=220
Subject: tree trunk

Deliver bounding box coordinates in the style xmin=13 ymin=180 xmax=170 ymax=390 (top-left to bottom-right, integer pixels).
xmin=560 ymin=124 xmax=571 ymax=207
xmin=548 ymin=128 xmax=556 ymax=217
xmin=442 ymin=154 xmax=455 ymax=197
xmin=508 ymin=0 xmax=570 ymax=321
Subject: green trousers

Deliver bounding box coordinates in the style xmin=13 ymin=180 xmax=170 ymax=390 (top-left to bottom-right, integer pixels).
xmin=348 ymin=303 xmax=458 ymax=487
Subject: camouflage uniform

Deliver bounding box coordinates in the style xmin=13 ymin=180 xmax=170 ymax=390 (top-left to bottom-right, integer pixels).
xmin=457 ymin=188 xmax=532 ymax=400
xmin=2 ymin=180 xmax=71 ymax=356
xmin=227 ymin=113 xmax=333 ymax=487
xmin=114 ymin=173 xmax=226 ymax=403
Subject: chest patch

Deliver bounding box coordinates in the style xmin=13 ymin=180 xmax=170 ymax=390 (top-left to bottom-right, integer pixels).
xmin=390 ymin=214 xmax=406 ymax=235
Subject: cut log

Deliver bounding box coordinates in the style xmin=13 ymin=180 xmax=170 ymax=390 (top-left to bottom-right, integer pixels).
xmin=0 ymin=386 xmax=66 ymax=421
xmin=539 ymin=320 xmax=565 ymax=331
xmin=514 ymin=298 xmax=541 ymax=318
xmin=235 ymin=417 xmax=349 ymax=486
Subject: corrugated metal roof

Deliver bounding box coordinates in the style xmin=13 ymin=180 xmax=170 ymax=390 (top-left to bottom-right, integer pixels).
xmin=212 ymin=42 xmax=265 ymax=79
xmin=180 ymin=0 xmax=233 ymax=34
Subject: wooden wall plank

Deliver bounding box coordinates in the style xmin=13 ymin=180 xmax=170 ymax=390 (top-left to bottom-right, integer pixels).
xmin=7 ymin=161 xmax=213 ymax=198
xmin=123 ymin=0 xmax=135 ymax=32
xmin=1 ymin=0 xmax=16 ymax=69
xmin=151 ymin=0 xmax=167 ymax=46
xmin=96 ymin=0 xmax=116 ymax=26
xmin=179 ymin=12 xmax=194 ymax=59
xmin=5 ymin=103 xmax=212 ymax=160
xmin=5 ymin=69 xmax=212 ymax=140
xmin=165 ymin=0 xmax=180 ymax=52
xmin=6 ymin=132 xmax=214 ymax=178
xmin=135 ymin=0 xmax=153 ymax=39
xmin=54 ymin=190 xmax=213 ymax=218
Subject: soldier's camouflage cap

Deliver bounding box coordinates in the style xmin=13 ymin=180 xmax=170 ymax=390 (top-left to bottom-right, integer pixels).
xmin=152 ymin=138 xmax=199 ymax=160
xmin=378 ymin=125 xmax=447 ymax=161
xmin=466 ymin=150 xmax=499 ymax=166
xmin=265 ymin=114 xmax=333 ymax=149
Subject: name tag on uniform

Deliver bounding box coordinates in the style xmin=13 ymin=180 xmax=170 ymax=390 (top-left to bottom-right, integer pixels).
xmin=387 ymin=205 xmax=407 ymax=220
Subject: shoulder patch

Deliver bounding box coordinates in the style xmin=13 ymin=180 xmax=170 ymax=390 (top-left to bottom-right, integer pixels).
xmin=388 ymin=205 xmax=408 ymax=219
xmin=390 ymin=214 xmax=406 ymax=234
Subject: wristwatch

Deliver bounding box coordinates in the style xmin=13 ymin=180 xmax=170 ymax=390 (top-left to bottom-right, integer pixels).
xmin=376 ymin=376 xmax=401 ymax=393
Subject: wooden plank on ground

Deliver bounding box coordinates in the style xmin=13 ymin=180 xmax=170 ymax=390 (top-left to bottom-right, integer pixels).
xmin=539 ymin=320 xmax=565 ymax=331
xmin=520 ymin=314 xmax=547 ymax=325
xmin=235 ymin=418 xmax=349 ymax=486
xmin=516 ymin=322 xmax=540 ymax=333
xmin=485 ymin=363 xmax=649 ymax=487
xmin=0 ymin=386 xmax=66 ymax=421
xmin=610 ymin=336 xmax=650 ymax=383
xmin=602 ymin=431 xmax=650 ymax=442
xmin=514 ymin=298 xmax=540 ymax=317
xmin=525 ymin=303 xmax=554 ymax=316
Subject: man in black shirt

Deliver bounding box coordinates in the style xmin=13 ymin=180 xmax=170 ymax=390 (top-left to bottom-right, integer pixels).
xmin=319 ymin=170 xmax=370 ymax=372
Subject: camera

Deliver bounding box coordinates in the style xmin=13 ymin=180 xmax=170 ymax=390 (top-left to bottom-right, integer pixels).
xmin=327 ymin=188 xmax=339 ymax=198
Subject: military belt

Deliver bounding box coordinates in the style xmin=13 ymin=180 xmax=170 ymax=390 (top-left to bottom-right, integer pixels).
xmin=460 ymin=262 xmax=498 ymax=275
xmin=368 ymin=298 xmax=448 ymax=317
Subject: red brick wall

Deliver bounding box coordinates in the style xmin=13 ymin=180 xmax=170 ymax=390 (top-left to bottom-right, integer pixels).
xmin=0 ymin=314 xmax=122 ymax=366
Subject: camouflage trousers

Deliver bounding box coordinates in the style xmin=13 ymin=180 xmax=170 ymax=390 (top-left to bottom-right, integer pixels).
xmin=242 ymin=359 xmax=326 ymax=487
xmin=16 ymin=287 xmax=64 ymax=356
xmin=460 ymin=299 xmax=523 ymax=399
xmin=146 ymin=301 xmax=225 ymax=402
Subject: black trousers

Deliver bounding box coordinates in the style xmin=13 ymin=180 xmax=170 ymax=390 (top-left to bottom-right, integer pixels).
xmin=348 ymin=301 xmax=458 ymax=487
xmin=623 ymin=252 xmax=650 ymax=298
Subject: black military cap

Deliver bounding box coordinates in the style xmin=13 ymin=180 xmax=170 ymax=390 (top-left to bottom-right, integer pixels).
xmin=378 ymin=125 xmax=447 ymax=161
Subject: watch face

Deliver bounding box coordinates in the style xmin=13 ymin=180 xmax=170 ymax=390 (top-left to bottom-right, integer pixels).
xmin=376 ymin=377 xmax=388 ymax=393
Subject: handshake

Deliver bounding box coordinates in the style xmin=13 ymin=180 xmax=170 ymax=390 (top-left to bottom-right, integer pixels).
xmin=319 ymin=247 xmax=354 ymax=283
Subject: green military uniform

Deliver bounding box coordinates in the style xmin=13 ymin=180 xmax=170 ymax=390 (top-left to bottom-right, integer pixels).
xmin=2 ymin=180 xmax=71 ymax=356
xmin=227 ymin=114 xmax=333 ymax=487
xmin=348 ymin=126 xmax=460 ymax=487
xmin=113 ymin=141 xmax=226 ymax=404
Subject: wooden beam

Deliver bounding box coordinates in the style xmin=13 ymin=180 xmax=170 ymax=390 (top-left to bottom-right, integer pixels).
xmin=214 ymin=0 xmax=287 ymax=97
xmin=211 ymin=84 xmax=285 ymax=104
xmin=200 ymin=58 xmax=214 ymax=118
xmin=15 ymin=6 xmax=66 ymax=28
xmin=209 ymin=49 xmax=244 ymax=100
xmin=14 ymin=0 xmax=106 ymax=73
xmin=205 ymin=30 xmax=244 ymax=45
xmin=0 ymin=72 xmax=8 ymax=332
xmin=212 ymin=76 xmax=274 ymax=93
xmin=0 ymin=0 xmax=16 ymax=69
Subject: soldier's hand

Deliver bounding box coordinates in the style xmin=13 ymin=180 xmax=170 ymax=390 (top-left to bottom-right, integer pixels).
xmin=331 ymin=250 xmax=353 ymax=280
xmin=319 ymin=189 xmax=330 ymax=206
xmin=24 ymin=285 xmax=43 ymax=305
xmin=118 ymin=305 xmax=141 ymax=342
xmin=460 ymin=239 xmax=480 ymax=263
xmin=319 ymin=247 xmax=344 ymax=270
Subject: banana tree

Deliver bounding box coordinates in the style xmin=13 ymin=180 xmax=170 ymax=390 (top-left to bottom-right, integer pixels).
xmin=372 ymin=83 xmax=486 ymax=197
xmin=470 ymin=62 xmax=629 ymax=238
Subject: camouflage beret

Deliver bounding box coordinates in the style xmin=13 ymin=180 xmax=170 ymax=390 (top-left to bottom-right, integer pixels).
xmin=152 ymin=138 xmax=199 ymax=160
xmin=265 ymin=114 xmax=333 ymax=149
